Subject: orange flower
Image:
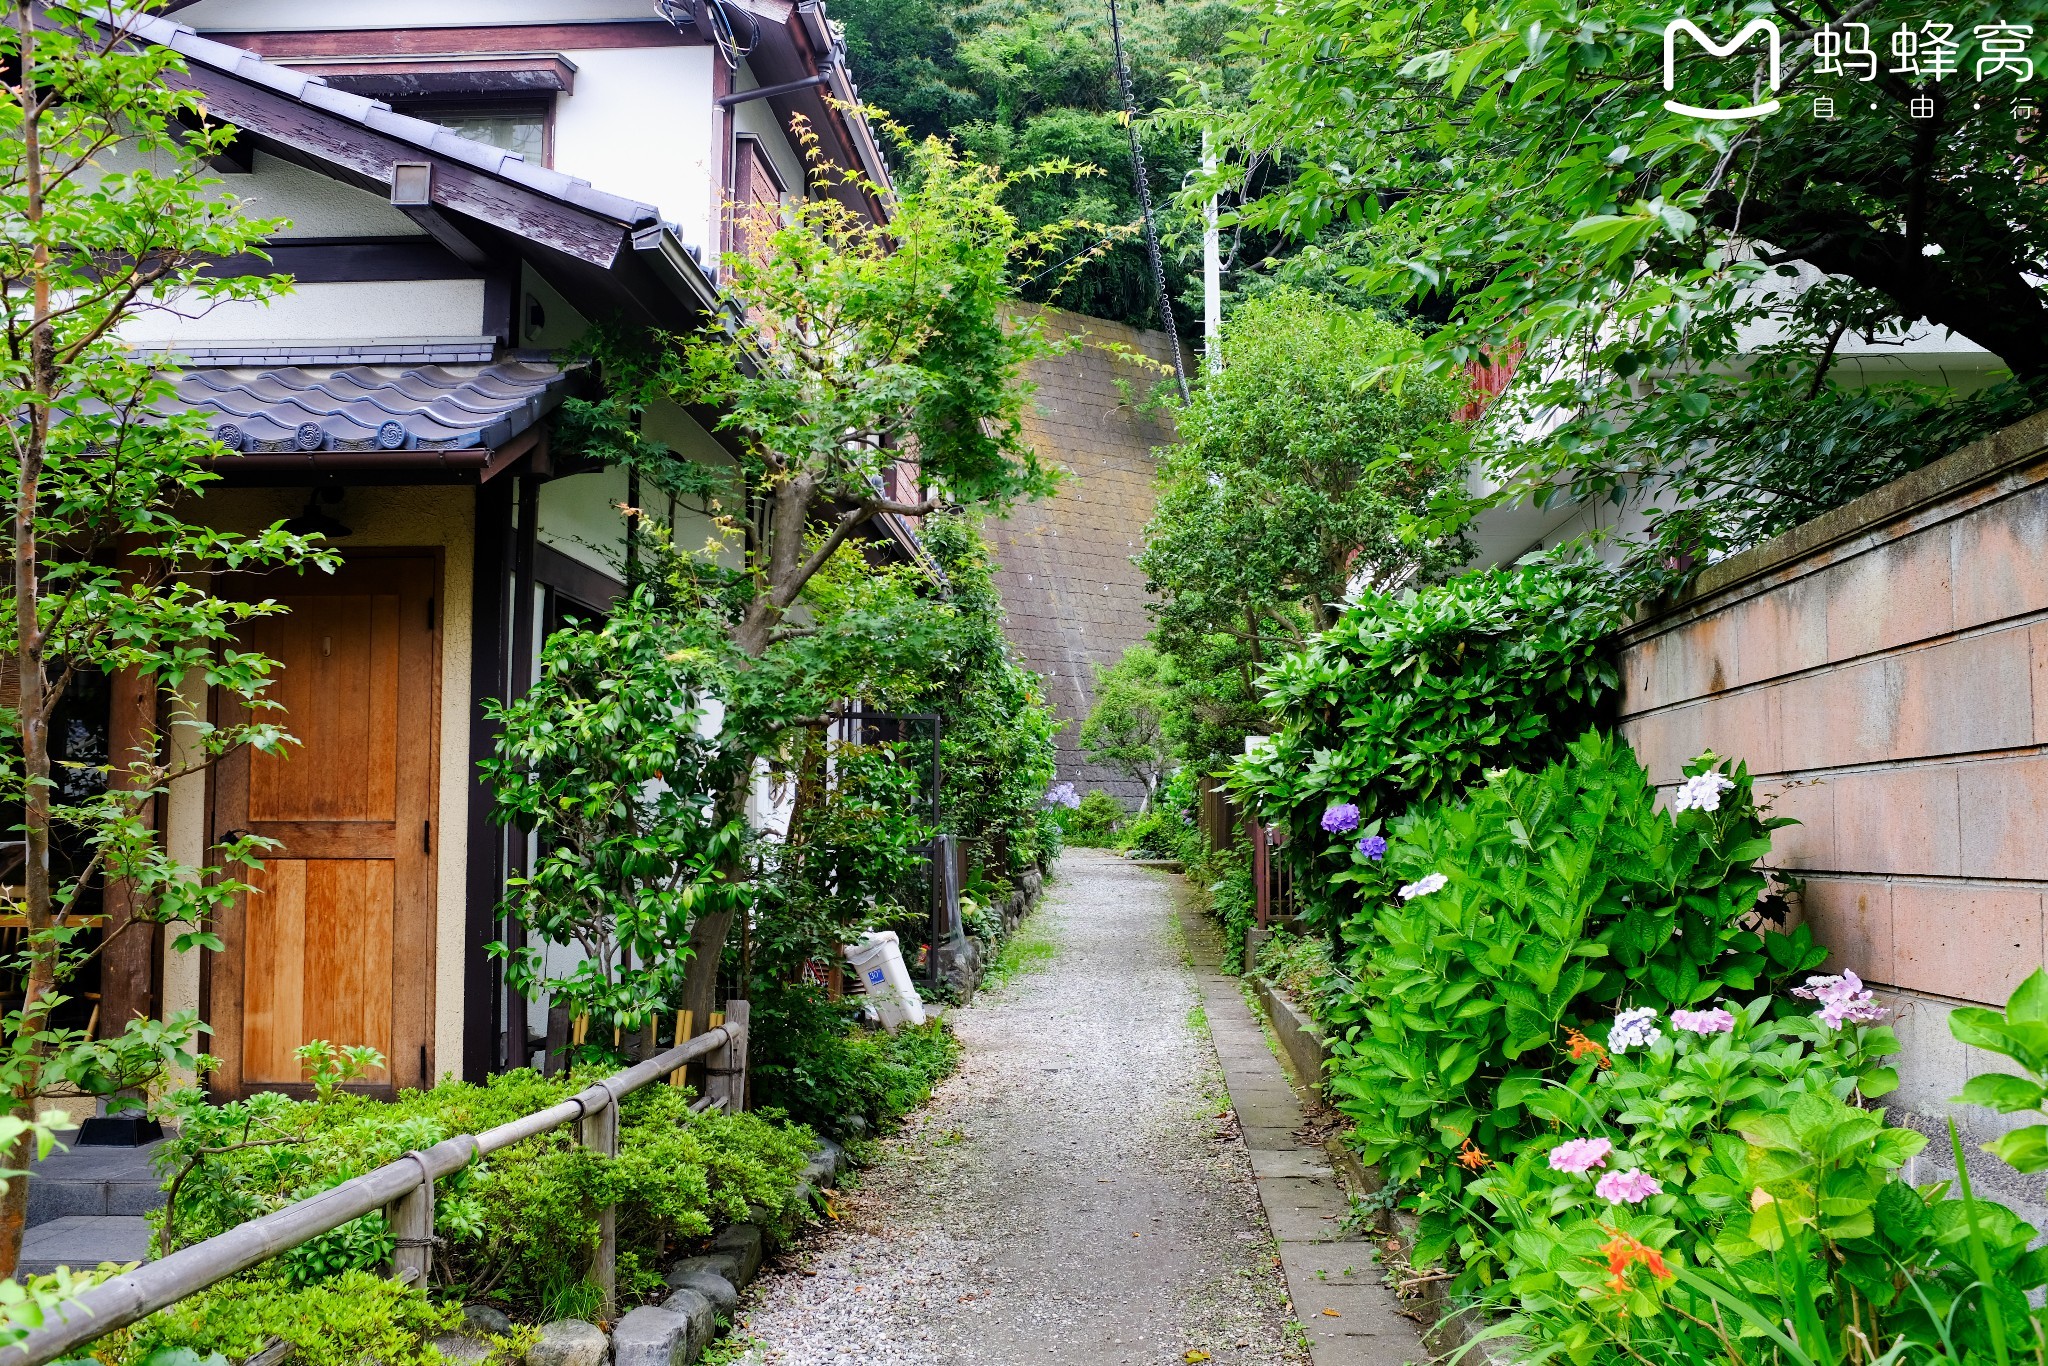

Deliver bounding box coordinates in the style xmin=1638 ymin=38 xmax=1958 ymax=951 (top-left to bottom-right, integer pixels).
xmin=1564 ymin=1027 xmax=1612 ymax=1069
xmin=1598 ymin=1229 xmax=1673 ymax=1295
xmin=1455 ymin=1139 xmax=1493 ymax=1172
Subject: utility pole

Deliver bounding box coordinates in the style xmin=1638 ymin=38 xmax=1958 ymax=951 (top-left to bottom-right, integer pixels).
xmin=1203 ymin=127 xmax=1221 ymax=376
xmin=1108 ymin=0 xmax=1190 ymax=404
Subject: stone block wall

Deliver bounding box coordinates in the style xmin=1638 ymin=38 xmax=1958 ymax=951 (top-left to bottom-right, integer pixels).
xmin=1615 ymin=408 xmax=2048 ymax=1165
xmin=985 ymin=306 xmax=1180 ymax=806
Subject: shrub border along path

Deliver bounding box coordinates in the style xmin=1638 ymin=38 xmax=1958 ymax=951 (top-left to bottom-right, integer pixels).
xmin=1177 ymin=899 xmax=1425 ymax=1366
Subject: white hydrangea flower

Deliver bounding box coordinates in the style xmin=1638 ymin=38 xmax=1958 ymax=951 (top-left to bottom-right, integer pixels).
xmin=1398 ymin=872 xmax=1449 ymax=900
xmin=1608 ymin=1006 xmax=1663 ymax=1054
xmin=1672 ymin=771 xmax=1736 ymax=813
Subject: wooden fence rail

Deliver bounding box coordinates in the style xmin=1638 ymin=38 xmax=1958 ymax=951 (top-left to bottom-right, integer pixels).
xmin=2 ymin=1000 xmax=752 ymax=1366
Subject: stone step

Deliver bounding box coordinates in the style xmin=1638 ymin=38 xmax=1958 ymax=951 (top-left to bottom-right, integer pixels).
xmin=27 ymin=1135 xmax=167 ymax=1226
xmin=19 ymin=1215 xmax=151 ymax=1276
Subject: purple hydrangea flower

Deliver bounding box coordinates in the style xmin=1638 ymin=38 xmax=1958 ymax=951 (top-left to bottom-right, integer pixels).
xmin=1398 ymin=872 xmax=1448 ymax=900
xmin=1357 ymin=834 xmax=1388 ymax=861
xmin=1045 ymin=782 xmax=1081 ymax=810
xmin=1321 ymin=803 xmax=1361 ymax=834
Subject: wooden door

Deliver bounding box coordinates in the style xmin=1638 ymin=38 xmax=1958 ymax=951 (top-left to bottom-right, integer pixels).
xmin=210 ymin=555 xmax=439 ymax=1098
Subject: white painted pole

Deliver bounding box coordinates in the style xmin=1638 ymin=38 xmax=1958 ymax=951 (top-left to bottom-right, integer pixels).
xmin=1203 ymin=127 xmax=1222 ymax=376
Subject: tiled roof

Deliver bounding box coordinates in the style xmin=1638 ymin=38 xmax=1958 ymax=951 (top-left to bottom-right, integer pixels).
xmin=165 ymin=360 xmax=570 ymax=454
xmin=122 ymin=12 xmax=662 ymax=231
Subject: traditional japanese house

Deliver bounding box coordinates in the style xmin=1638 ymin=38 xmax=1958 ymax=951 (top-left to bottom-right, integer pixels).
xmin=62 ymin=1 xmax=912 ymax=1103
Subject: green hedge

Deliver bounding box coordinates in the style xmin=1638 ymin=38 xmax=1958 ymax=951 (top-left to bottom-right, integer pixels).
xmin=152 ymin=1071 xmax=816 ymax=1320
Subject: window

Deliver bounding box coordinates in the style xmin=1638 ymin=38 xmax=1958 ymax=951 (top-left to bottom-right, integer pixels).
xmin=400 ymin=101 xmax=550 ymax=163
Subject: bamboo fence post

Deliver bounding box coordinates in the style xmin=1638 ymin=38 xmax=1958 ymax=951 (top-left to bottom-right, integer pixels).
xmin=387 ymin=1155 xmax=434 ymax=1285
xmin=581 ymin=1086 xmax=619 ymax=1317
xmin=706 ymin=999 xmax=750 ymax=1111
xmin=668 ymin=1009 xmax=693 ymax=1087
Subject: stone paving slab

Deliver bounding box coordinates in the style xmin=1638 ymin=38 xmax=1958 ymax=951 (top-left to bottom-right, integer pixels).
xmin=1182 ymin=905 xmax=1427 ymax=1366
xmin=19 ymin=1215 xmax=150 ymax=1275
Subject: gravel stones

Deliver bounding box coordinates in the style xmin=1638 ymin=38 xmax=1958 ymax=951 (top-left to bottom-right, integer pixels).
xmin=526 ymin=1319 xmax=609 ymax=1366
xmin=734 ymin=849 xmax=1307 ymax=1365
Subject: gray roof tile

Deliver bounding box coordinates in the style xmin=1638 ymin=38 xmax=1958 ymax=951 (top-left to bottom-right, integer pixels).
xmin=163 ymin=360 xmax=571 ymax=455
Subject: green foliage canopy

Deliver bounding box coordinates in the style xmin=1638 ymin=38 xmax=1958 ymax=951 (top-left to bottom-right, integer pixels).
xmin=1233 ymin=554 xmax=1625 ymax=932
xmin=1079 ymin=644 xmax=1178 ymax=808
xmin=1187 ymin=0 xmax=2048 ymax=573
xmin=1138 ymin=290 xmax=1467 ymax=769
xmin=835 ymin=0 xmax=1253 ymax=327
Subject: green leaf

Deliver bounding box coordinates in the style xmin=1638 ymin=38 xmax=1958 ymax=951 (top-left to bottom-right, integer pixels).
xmin=1955 ymin=1072 xmax=2048 ymax=1113
xmin=1986 ymin=1126 xmax=2048 ymax=1174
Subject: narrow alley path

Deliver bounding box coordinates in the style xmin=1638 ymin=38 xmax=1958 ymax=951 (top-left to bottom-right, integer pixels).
xmin=734 ymin=849 xmax=1310 ymax=1366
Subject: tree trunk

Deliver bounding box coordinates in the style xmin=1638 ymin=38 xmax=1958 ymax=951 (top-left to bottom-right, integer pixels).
xmin=4 ymin=7 xmax=56 ymax=1278
xmin=0 ymin=1123 xmax=32 ymax=1280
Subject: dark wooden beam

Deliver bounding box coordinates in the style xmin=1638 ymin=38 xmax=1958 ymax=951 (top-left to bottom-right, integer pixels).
xmin=397 ymin=207 xmax=490 ymax=267
xmin=204 ymin=236 xmax=487 ymax=283
xmin=294 ymin=56 xmax=577 ymax=98
xmin=532 ymin=541 xmax=624 ymax=610
xmin=207 ymin=22 xmax=700 ymax=58
xmin=463 ymin=476 xmax=514 ymax=1082
xmin=167 ymin=65 xmax=634 ymax=267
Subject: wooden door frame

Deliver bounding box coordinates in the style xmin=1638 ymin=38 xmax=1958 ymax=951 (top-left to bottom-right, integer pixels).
xmin=201 ymin=549 xmax=443 ymax=1100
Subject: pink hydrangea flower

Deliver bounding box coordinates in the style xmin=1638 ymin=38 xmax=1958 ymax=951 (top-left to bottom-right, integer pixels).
xmin=1793 ymin=970 xmax=1888 ymax=1029
xmin=1547 ymin=1137 xmax=1613 ymax=1175
xmin=1595 ymin=1169 xmax=1663 ymax=1205
xmin=1671 ymin=1007 xmax=1736 ymax=1035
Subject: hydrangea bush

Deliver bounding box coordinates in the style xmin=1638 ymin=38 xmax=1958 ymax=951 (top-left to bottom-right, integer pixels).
xmin=1300 ymin=727 xmax=2048 ymax=1362
xmin=1316 ymin=732 xmax=1833 ymax=1270
xmin=1232 ymin=553 xmax=1627 ymax=938
xmin=1471 ymin=992 xmax=2048 ymax=1364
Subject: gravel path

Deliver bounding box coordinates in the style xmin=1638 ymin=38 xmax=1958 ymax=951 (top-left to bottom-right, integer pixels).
xmin=733 ymin=849 xmax=1308 ymax=1366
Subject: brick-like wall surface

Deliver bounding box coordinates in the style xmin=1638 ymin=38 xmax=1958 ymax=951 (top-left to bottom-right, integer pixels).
xmin=986 ymin=306 xmax=1180 ymax=806
xmin=1615 ymin=408 xmax=2048 ymax=1159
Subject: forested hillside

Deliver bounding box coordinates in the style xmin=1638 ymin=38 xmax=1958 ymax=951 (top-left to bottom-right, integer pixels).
xmin=833 ymin=0 xmax=1244 ymax=329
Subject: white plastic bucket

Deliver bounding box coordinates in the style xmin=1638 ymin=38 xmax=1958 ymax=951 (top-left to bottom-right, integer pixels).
xmin=843 ymin=930 xmax=926 ymax=1030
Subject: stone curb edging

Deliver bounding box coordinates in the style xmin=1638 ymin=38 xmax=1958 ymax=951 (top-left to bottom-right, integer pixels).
xmin=512 ymin=1140 xmax=851 ymax=1366
xmin=1245 ymin=976 xmax=1524 ymax=1366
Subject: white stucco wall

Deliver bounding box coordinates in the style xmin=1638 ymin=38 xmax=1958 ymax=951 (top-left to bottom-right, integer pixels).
xmin=120 ymin=279 xmax=487 ymax=348
xmin=552 ymin=47 xmax=719 ymax=257
xmin=156 ymin=486 xmax=476 ymax=1083
xmin=536 ymin=466 xmax=632 ymax=579
xmin=239 ymin=152 xmax=427 ymax=239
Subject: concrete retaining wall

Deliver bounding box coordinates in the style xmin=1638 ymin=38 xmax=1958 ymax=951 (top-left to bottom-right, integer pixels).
xmin=985 ymin=307 xmax=1178 ymax=807
xmin=1614 ymin=407 xmax=2048 ymax=1173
